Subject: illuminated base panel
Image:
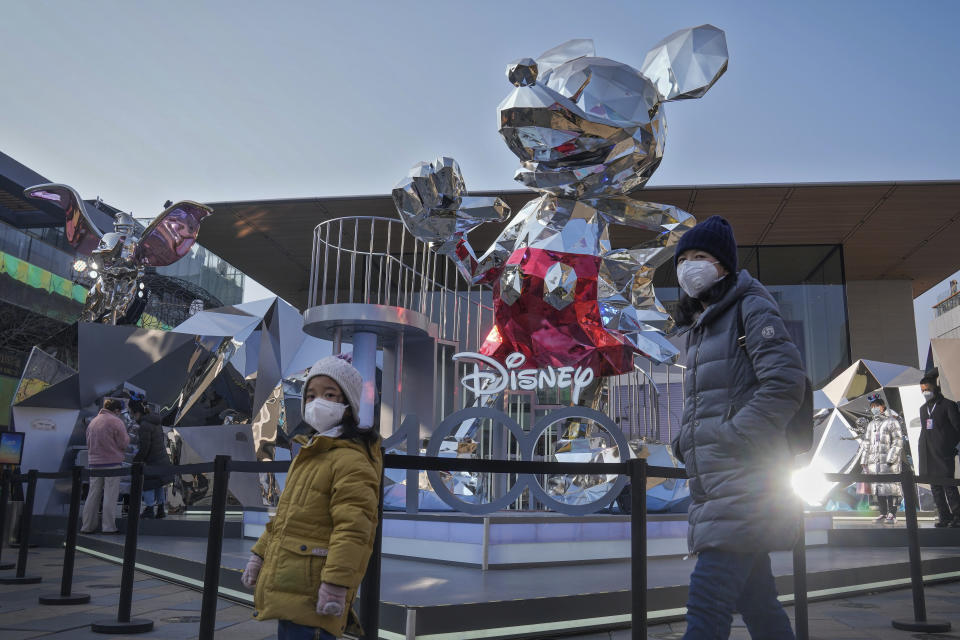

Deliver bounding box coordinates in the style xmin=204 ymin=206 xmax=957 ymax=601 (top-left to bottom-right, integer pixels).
xmin=73 ymin=512 xmax=960 ymax=640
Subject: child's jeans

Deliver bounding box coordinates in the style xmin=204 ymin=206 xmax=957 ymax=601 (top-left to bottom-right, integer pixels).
xmin=277 ymin=619 xmax=336 ymax=640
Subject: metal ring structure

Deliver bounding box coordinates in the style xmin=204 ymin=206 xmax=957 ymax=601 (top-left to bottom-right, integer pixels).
xmin=424 ymin=407 xmax=528 ymax=515
xmin=423 ymin=406 xmax=630 ymax=516
xmin=521 ymin=407 xmax=630 ymax=516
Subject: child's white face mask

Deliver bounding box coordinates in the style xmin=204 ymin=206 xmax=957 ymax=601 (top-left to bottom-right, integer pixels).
xmin=304 ymin=398 xmax=346 ymax=434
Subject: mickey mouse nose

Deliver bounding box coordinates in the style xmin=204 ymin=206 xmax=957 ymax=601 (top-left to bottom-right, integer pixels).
xmin=506 ymin=58 xmax=538 ymax=87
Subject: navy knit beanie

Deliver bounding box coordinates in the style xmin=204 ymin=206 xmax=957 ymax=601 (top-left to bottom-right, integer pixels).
xmin=674 ymin=215 xmax=738 ymax=274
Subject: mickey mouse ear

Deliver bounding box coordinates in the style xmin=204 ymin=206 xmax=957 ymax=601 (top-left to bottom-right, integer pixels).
xmin=640 ymin=24 xmax=728 ymax=102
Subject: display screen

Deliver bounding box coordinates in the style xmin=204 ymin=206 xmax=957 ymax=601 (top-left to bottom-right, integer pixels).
xmin=0 ymin=431 xmax=25 ymax=466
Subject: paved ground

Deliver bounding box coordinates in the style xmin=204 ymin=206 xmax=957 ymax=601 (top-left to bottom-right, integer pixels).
xmin=566 ymin=582 xmax=960 ymax=640
xmin=0 ymin=547 xmax=272 ymax=640
xmin=0 ymin=547 xmax=958 ymax=639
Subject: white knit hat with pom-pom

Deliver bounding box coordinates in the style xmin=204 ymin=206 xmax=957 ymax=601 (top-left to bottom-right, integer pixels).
xmin=302 ymin=353 xmax=364 ymax=427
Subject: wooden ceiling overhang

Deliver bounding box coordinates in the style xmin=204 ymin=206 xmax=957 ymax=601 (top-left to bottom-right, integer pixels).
xmin=198 ymin=181 xmax=960 ymax=310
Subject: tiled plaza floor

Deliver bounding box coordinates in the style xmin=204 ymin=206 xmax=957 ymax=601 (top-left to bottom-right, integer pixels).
xmin=0 ymin=547 xmax=272 ymax=640
xmin=564 ymin=581 xmax=960 ymax=640
xmin=0 ymin=547 xmax=958 ymax=639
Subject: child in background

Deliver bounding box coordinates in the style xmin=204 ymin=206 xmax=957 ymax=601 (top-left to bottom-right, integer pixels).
xmin=241 ymin=354 xmax=382 ymax=640
xmin=858 ymin=396 xmax=904 ymax=524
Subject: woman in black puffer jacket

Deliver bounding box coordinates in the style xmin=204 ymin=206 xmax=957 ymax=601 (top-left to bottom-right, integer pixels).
xmin=670 ymin=216 xmax=806 ymax=640
xmin=133 ymin=410 xmax=173 ymax=519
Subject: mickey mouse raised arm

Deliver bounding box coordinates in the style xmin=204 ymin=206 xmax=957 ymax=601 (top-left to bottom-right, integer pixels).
xmin=393 ymin=25 xmax=728 ymax=377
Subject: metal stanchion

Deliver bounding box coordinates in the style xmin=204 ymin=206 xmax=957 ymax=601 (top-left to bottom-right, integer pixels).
xmin=0 ymin=467 xmax=14 ymax=570
xmin=198 ymin=455 xmax=231 ymax=640
xmin=92 ymin=463 xmax=154 ymax=634
xmin=359 ymin=454 xmax=385 ymax=640
xmin=891 ymin=470 xmax=951 ymax=632
xmin=792 ymin=518 xmax=809 ymax=640
xmin=0 ymin=469 xmax=41 ymax=584
xmin=40 ymin=466 xmax=91 ymax=605
xmin=630 ymin=458 xmax=648 ymax=640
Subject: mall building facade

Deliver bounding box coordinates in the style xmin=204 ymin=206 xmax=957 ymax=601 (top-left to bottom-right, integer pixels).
xmin=0 ymin=151 xmax=248 ymax=427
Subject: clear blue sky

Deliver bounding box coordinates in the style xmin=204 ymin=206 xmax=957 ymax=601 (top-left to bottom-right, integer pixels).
xmin=1 ymin=1 xmax=957 ymax=363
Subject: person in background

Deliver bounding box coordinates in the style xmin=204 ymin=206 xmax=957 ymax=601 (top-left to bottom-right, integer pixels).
xmin=132 ymin=403 xmax=172 ymax=519
xmin=858 ymin=396 xmax=903 ymax=524
xmin=670 ymin=216 xmax=805 ymax=640
xmin=240 ymin=354 xmax=383 ymax=640
xmin=918 ymin=372 xmax=960 ymax=527
xmin=80 ymin=398 xmax=130 ymax=534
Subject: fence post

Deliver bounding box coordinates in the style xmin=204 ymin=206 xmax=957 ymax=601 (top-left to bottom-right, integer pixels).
xmin=91 ymin=463 xmax=154 ymax=634
xmin=0 ymin=469 xmax=41 ymax=584
xmin=630 ymin=458 xmax=647 ymax=640
xmin=0 ymin=467 xmax=13 ymax=570
xmin=891 ymin=470 xmax=951 ymax=632
xmin=791 ymin=517 xmax=808 ymax=640
xmin=199 ymin=455 xmax=232 ymax=640
xmin=39 ymin=466 xmax=91 ymax=604
xmin=360 ymin=453 xmax=385 ymax=639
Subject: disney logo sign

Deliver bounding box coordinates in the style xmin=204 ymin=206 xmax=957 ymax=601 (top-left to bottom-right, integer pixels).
xmin=452 ymin=351 xmax=596 ymax=404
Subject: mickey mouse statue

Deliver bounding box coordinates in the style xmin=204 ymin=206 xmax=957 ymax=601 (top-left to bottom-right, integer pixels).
xmin=393 ymin=25 xmax=728 ymax=378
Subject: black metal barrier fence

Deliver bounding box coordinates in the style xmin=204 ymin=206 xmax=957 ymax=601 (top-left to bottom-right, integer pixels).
xmin=1 ymin=459 xmax=959 ymax=639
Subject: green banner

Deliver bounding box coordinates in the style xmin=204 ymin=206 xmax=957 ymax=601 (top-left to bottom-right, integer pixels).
xmin=0 ymin=250 xmax=87 ymax=304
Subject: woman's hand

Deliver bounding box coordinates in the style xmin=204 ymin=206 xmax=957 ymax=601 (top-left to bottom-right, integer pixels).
xmin=240 ymin=554 xmax=263 ymax=589
xmin=316 ymin=582 xmax=347 ymax=616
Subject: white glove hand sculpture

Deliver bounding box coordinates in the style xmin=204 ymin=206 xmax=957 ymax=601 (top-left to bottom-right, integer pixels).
xmin=240 ymin=554 xmax=263 ymax=589
xmin=316 ymin=582 xmax=347 ymax=617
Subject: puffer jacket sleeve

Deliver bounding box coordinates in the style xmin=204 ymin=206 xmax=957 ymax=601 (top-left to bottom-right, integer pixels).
xmin=114 ymin=418 xmax=131 ymax=451
xmin=884 ymin=419 xmax=903 ymax=464
xmin=947 ymin=401 xmax=960 ymax=443
xmin=133 ymin=422 xmax=152 ymax=463
xmin=321 ymin=452 xmax=380 ymax=588
xmin=250 ymin=518 xmax=273 ymax=558
xmin=728 ymin=294 xmax=806 ymax=446
xmin=855 ymin=427 xmax=869 ymax=467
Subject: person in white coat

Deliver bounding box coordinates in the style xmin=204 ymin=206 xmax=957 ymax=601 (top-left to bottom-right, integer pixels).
xmin=858 ymin=396 xmax=904 ymax=524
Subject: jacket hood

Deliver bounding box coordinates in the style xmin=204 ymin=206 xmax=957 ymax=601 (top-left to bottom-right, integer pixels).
xmin=695 ymin=270 xmax=773 ymax=329
xmin=141 ymin=412 xmax=162 ymax=426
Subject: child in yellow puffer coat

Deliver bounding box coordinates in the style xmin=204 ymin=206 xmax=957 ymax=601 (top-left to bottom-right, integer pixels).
xmin=241 ymin=354 xmax=383 ymax=640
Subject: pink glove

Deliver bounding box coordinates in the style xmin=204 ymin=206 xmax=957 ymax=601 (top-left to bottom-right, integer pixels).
xmin=241 ymin=554 xmax=263 ymax=589
xmin=316 ymin=582 xmax=347 ymax=616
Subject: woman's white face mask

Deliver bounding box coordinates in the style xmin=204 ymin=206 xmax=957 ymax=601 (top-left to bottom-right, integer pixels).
xmin=304 ymin=398 xmax=346 ymax=434
xmin=677 ymin=259 xmax=722 ymax=299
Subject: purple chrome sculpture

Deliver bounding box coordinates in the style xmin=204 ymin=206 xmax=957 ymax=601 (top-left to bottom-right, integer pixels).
xmin=25 ymin=183 xmax=213 ymax=324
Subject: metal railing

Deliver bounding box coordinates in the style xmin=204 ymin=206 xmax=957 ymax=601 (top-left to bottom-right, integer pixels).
xmin=2 ymin=460 xmax=960 ymax=638
xmin=308 ymin=216 xmax=495 ymax=354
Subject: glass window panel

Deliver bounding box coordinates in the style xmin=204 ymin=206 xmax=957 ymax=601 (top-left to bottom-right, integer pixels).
xmin=757 ymin=245 xmax=843 ymax=286
xmin=758 ymin=246 xmax=849 ymax=386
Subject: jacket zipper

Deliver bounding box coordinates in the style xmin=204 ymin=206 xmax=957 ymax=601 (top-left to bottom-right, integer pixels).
xmin=691 ymin=327 xmax=703 ymax=462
